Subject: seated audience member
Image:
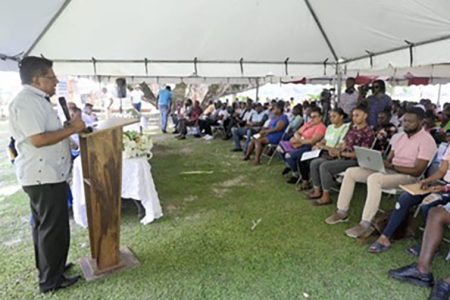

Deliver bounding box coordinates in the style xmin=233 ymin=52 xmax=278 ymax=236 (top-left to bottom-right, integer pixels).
xmin=231 ymin=103 xmax=268 ymax=152
xmin=224 ymin=100 xmax=254 ymax=140
xmin=325 ymin=107 xmax=437 ymax=238
xmin=296 ymin=108 xmax=350 ymax=191
xmin=171 ymin=100 xmax=183 ymax=134
xmin=283 ymin=104 xmax=304 ymax=140
xmin=388 ymin=204 xmax=450 ymax=299
xmin=243 ymin=100 xmax=289 ymax=165
xmin=82 ymin=103 xmax=97 ymax=126
xmin=306 ymin=107 xmax=374 ymax=204
xmin=217 ymin=103 xmax=230 ymax=125
xmin=372 ymin=110 xmax=398 ymax=153
xmin=198 ymin=101 xmax=222 ymax=139
xmin=369 ymin=149 xmax=450 ymax=253
xmin=176 ymin=100 xmax=203 ymax=139
xmin=202 ymin=100 xmax=215 ymax=117
xmin=68 ymin=106 xmax=83 ymax=157
xmin=174 ymin=99 xmax=193 ymax=133
xmin=390 ymin=100 xmax=402 ymax=127
xmin=280 ymin=107 xmax=326 ymax=184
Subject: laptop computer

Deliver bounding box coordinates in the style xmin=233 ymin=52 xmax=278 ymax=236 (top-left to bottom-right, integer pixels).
xmin=354 ymin=146 xmax=388 ymax=173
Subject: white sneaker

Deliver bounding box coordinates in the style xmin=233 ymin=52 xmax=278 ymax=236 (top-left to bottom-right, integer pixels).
xmin=204 ymin=134 xmax=214 ymax=141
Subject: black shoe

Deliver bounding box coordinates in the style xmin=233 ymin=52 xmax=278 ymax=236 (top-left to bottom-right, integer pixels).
xmin=193 ymin=134 xmax=202 ymax=138
xmin=388 ymin=264 xmax=434 ymax=287
xmin=429 ymin=280 xmax=450 ymax=300
xmin=162 ymin=130 xmax=167 ymax=134
xmin=172 ymin=130 xmax=179 ymax=135
xmin=41 ymin=275 xmax=81 ymax=293
xmin=231 ymin=148 xmax=243 ymax=152
xmin=64 ymin=262 xmax=74 ymax=273
xmin=286 ymin=176 xmax=299 ymax=184
xmin=281 ymin=167 xmax=291 ymax=175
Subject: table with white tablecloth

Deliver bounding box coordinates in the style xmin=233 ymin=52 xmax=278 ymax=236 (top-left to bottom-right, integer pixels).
xmin=72 ymin=156 xmax=163 ymax=228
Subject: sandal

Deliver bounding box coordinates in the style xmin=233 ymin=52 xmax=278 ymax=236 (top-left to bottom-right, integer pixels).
xmin=308 ymin=191 xmax=322 ymax=199
xmin=368 ymin=241 xmax=391 ymax=254
xmin=312 ymin=199 xmax=332 ymax=206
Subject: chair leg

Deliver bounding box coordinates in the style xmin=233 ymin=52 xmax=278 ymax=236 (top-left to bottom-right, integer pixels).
xmin=267 ymin=150 xmax=277 ymax=165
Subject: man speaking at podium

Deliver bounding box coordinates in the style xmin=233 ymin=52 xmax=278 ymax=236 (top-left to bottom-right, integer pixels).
xmin=9 ymin=57 xmax=86 ymax=293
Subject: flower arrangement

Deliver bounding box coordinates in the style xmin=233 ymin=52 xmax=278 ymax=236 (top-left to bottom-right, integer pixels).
xmin=123 ymin=130 xmax=153 ymax=159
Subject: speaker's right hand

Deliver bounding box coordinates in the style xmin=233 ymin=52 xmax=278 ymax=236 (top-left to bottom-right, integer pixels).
xmin=69 ymin=116 xmax=86 ymax=134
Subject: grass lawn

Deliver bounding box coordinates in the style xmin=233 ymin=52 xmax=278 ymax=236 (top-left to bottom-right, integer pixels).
xmin=1 ymin=120 xmax=449 ymax=299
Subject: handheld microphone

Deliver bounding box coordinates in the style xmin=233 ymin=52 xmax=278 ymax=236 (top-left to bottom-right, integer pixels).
xmin=58 ymin=97 xmax=71 ymax=122
xmin=58 ymin=97 xmax=93 ymax=133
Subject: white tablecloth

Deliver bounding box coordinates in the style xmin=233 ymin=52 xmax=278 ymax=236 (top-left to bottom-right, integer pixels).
xmin=72 ymin=156 xmax=163 ymax=227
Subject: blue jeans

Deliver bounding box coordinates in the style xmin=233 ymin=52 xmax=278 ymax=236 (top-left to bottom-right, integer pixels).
xmin=383 ymin=192 xmax=450 ymax=238
xmin=284 ymin=145 xmax=312 ymax=173
xmin=160 ymin=105 xmax=169 ymax=131
xmin=232 ymin=127 xmax=253 ymax=151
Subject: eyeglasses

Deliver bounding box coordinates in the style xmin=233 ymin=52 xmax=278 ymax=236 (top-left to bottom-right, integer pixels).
xmin=310 ymin=114 xmax=320 ymax=119
xmin=372 ymin=85 xmax=380 ymax=89
xmin=40 ymin=75 xmax=58 ymax=81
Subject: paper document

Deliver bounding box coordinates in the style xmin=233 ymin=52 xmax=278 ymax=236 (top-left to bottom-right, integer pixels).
xmin=399 ymin=183 xmax=430 ymax=196
xmin=300 ymin=149 xmax=322 ymax=161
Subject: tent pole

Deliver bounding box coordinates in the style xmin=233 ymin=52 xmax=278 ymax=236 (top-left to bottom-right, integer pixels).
xmin=336 ymin=64 xmax=343 ymax=107
xmin=437 ymin=83 xmax=442 ymax=107
xmin=255 ymin=78 xmax=260 ymax=101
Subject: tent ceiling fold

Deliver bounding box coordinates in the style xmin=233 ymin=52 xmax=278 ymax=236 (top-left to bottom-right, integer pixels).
xmin=2 ymin=0 xmax=450 ymax=79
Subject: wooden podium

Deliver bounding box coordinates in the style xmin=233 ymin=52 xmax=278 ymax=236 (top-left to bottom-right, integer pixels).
xmin=78 ymin=117 xmax=140 ymax=281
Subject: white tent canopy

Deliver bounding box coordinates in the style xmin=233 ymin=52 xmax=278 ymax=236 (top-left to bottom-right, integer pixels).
xmin=2 ymin=0 xmax=450 ymax=80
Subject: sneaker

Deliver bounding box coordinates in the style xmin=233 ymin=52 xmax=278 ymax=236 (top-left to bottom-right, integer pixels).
xmin=429 ymin=280 xmax=450 ymax=299
xmin=388 ymin=264 xmax=434 ymax=287
xmin=231 ymin=148 xmax=243 ymax=152
xmin=203 ymin=134 xmax=214 ymax=141
xmin=325 ymin=212 xmax=349 ymax=225
xmin=281 ymin=167 xmax=290 ymax=175
xmin=345 ymin=223 xmax=374 ymax=239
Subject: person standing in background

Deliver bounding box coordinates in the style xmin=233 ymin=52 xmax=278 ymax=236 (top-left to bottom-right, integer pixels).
xmin=339 ymin=77 xmax=359 ymax=119
xmin=156 ymin=85 xmax=172 ymax=133
xmin=366 ymin=79 xmax=392 ymax=128
xmin=130 ymin=85 xmax=144 ymax=112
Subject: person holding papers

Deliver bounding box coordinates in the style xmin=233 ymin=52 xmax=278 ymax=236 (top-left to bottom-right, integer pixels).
xmin=280 ymin=107 xmax=326 ymax=184
xmin=325 ymin=107 xmax=437 ymax=239
xmin=306 ymin=106 xmax=373 ymax=205
xmin=368 ymin=148 xmax=450 ymax=253
xmin=296 ymin=107 xmax=350 ymax=192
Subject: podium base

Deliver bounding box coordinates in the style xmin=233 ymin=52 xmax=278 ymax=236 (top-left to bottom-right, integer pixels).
xmin=79 ymin=247 xmax=140 ymax=281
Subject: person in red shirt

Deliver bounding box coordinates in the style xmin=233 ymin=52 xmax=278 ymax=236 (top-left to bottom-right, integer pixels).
xmin=176 ymin=100 xmax=203 ymax=140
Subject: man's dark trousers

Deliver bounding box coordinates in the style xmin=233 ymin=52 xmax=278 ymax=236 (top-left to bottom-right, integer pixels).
xmin=23 ymin=182 xmax=70 ymax=292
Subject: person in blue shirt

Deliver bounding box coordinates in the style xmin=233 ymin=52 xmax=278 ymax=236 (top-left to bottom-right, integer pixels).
xmin=365 ymin=80 xmax=392 ymax=128
xmin=243 ymin=100 xmax=289 ymax=165
xmin=157 ymin=86 xmax=172 ymax=133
